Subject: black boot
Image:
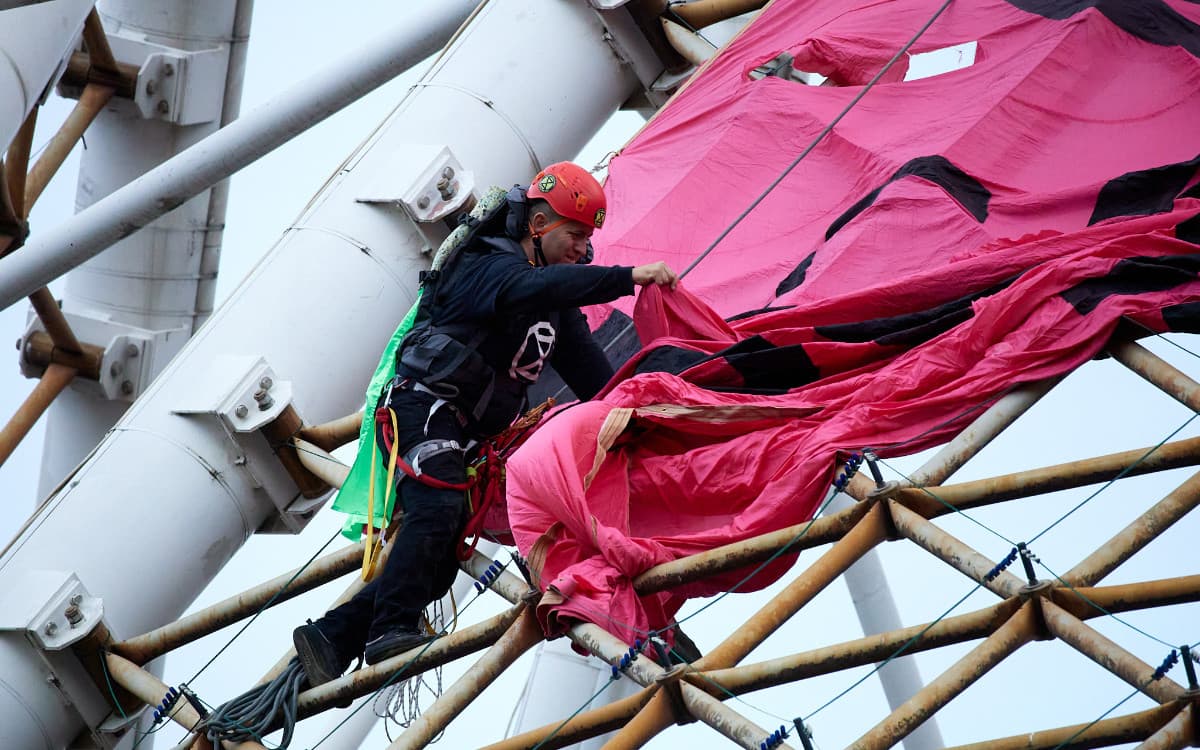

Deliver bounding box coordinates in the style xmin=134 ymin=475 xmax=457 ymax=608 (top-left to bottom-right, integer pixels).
xmin=364 ymin=627 xmax=434 ymax=665
xmin=293 ymin=621 xmax=352 ymax=688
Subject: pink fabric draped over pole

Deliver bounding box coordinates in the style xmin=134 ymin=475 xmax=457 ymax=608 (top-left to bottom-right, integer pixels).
xmin=501 ymin=0 xmax=1200 ymax=644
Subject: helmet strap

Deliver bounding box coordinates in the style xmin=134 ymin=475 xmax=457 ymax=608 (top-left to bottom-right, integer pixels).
xmin=529 ymin=218 xmax=569 ymax=267
xmin=530 ymin=232 xmax=549 ymax=267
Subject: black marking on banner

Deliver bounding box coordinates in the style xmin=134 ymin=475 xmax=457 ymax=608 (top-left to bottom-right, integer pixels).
xmin=1061 ymin=254 xmax=1200 ymax=315
xmin=815 ymin=276 xmax=1017 ymax=346
xmin=776 ymin=251 xmax=817 ymax=297
xmin=1003 ymin=0 xmax=1200 ymax=57
xmin=825 ymin=155 xmax=990 ymax=241
xmin=1162 ymin=301 xmax=1200 ymax=332
xmin=720 ymin=336 xmax=821 ymax=392
xmin=1089 ymin=154 xmax=1200 ymax=225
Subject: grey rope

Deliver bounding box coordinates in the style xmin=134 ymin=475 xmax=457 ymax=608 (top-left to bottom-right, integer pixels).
xmin=199 ymin=658 xmax=306 ymax=748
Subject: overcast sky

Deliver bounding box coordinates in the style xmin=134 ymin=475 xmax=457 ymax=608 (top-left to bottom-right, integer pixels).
xmin=2 ymin=3 xmax=1198 ymax=749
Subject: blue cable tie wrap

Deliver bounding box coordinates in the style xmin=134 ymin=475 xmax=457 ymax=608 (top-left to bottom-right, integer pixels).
xmin=1153 ymin=650 xmax=1180 ymax=681
xmin=984 ymin=548 xmax=1019 ymax=583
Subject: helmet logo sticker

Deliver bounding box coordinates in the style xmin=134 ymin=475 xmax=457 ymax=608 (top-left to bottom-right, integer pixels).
xmin=594 ymin=208 xmax=606 ymax=228
xmin=538 ymin=174 xmax=557 ymax=193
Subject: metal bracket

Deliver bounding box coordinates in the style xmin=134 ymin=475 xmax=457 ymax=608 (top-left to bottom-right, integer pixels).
xmin=0 ymin=571 xmax=126 ymax=748
xmin=650 ymin=66 xmax=694 ymax=95
xmin=358 ymin=143 xmax=476 ymax=255
xmin=171 ymin=354 xmax=328 ymax=534
xmin=104 ymin=33 xmax=226 ymax=124
xmin=0 ymin=571 xmax=105 ymax=652
xmin=599 ymin=5 xmax=673 ymax=110
xmin=358 ymin=143 xmax=475 ymax=221
xmin=19 ymin=310 xmax=189 ymax=402
xmin=749 ymin=52 xmax=821 ymax=85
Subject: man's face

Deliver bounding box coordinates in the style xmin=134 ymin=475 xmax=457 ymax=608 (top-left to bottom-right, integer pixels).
xmin=533 ymin=211 xmax=594 ymax=265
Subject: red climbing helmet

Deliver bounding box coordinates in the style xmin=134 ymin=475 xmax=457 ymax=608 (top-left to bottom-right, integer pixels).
xmin=526 ymin=162 xmax=607 ymax=229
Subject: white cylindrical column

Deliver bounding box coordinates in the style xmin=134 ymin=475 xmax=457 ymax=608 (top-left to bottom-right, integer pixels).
xmin=824 ymin=493 xmax=944 ymax=750
xmin=0 ymin=0 xmax=93 ymax=154
xmin=37 ymin=0 xmax=248 ymax=496
xmin=0 ymin=1 xmax=643 ymax=747
xmin=509 ymin=638 xmax=643 ymax=750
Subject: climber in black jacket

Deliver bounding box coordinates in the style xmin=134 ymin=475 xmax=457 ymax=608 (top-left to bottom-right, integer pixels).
xmin=294 ymin=162 xmax=677 ymax=685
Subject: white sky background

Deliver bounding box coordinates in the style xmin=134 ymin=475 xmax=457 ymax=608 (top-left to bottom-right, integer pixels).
xmin=1 ymin=2 xmax=1199 ymax=749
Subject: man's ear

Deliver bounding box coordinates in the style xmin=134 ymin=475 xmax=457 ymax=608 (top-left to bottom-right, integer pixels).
xmin=528 ymin=210 xmax=547 ymax=233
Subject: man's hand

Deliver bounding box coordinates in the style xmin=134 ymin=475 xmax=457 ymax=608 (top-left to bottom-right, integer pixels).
xmin=632 ymin=261 xmax=679 ymax=290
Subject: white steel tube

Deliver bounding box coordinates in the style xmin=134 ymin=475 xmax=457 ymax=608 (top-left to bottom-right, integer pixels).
xmin=823 ymin=494 xmax=944 ymax=750
xmin=38 ymin=0 xmax=249 ymax=502
xmin=195 ymin=0 xmax=256 ymax=330
xmin=0 ymin=0 xmax=476 ymax=307
xmin=0 ymin=2 xmax=643 ymax=747
xmin=63 ymin=0 xmax=245 ymax=335
xmin=0 ymin=0 xmax=94 ymax=155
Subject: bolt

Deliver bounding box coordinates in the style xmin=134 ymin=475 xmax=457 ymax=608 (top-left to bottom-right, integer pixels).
xmin=64 ymin=604 xmax=83 ymax=626
xmin=121 ymin=380 xmax=134 ymax=396
xmin=436 ymin=177 xmax=449 ymax=192
xmin=417 ymin=196 xmax=430 ymax=210
xmin=44 ymin=622 xmax=58 ymax=636
xmin=110 ymin=361 xmax=123 ymax=378
xmin=163 ymin=63 xmax=175 ymax=77
xmin=234 ymin=455 xmax=247 ymax=466
xmin=234 ymin=404 xmax=249 ymax=419
xmin=69 ymin=594 xmax=82 ymax=606
xmin=125 ymin=343 xmax=139 ymax=358
xmin=146 ymin=79 xmax=157 ymax=96
xmin=259 ymin=376 xmax=273 ymax=390
xmin=156 ymin=99 xmax=169 ymax=115
xmin=253 ymin=389 xmax=274 ymax=411
xmin=442 ymin=166 xmax=455 ymax=180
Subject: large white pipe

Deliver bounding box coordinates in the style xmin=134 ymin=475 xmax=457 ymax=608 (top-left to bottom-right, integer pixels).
xmin=0 ymin=0 xmax=471 ymax=308
xmin=0 ymin=0 xmax=93 ymax=154
xmin=37 ymin=0 xmax=249 ymax=497
xmin=0 ymin=1 xmax=643 ymax=747
xmin=64 ymin=0 xmax=245 ymax=335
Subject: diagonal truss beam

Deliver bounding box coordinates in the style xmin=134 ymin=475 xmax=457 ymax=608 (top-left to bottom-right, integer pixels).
xmin=692 ymin=571 xmax=1200 ymax=701
xmin=849 ymin=602 xmax=1040 ymax=749
xmin=1038 ymin=598 xmax=1187 ymax=703
xmin=1064 ymin=468 xmax=1200 ymax=587
xmin=388 ymin=606 xmax=544 ymax=749
xmin=603 ymin=503 xmax=890 ymax=748
xmin=1137 ymin=702 xmax=1197 ymax=750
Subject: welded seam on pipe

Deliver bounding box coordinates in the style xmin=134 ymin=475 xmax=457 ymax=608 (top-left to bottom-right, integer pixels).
xmin=285 ymin=224 xmax=409 ymax=290
xmin=409 ymin=80 xmax=542 ymax=173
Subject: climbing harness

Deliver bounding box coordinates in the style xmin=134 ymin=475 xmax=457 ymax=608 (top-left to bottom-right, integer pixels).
xmin=361 ymin=393 xmax=555 ymax=577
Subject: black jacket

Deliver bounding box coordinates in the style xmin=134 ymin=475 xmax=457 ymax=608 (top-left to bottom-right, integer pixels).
xmin=397 ymin=231 xmax=633 ymax=435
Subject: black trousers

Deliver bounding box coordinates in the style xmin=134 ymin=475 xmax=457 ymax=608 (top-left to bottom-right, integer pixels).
xmin=316 ymin=388 xmax=469 ymax=659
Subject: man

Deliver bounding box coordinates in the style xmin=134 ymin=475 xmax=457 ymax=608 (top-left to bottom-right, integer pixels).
xmin=293 ymin=162 xmax=677 ymax=686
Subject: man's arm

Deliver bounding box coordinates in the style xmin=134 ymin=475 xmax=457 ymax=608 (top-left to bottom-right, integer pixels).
xmin=551 ymin=308 xmax=615 ymax=400
xmin=495 ymin=259 xmax=636 ymax=314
